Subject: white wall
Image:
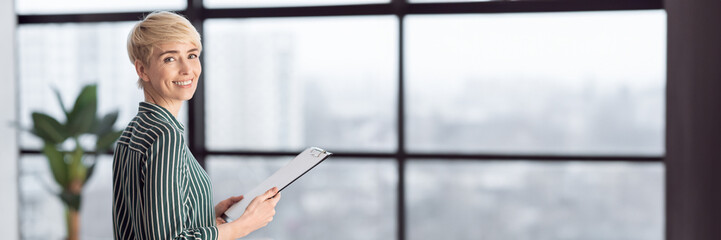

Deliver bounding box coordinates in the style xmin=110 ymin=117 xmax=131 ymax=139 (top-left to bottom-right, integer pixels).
xmin=0 ymin=0 xmax=18 ymax=238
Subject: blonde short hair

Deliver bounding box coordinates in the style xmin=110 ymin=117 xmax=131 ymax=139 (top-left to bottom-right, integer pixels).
xmin=127 ymin=11 xmax=202 ymax=88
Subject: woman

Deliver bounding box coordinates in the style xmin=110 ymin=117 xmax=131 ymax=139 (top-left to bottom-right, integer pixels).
xmin=112 ymin=11 xmax=280 ymax=240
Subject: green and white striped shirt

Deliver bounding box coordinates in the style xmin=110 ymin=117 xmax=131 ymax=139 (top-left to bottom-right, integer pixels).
xmin=113 ymin=102 xmax=218 ymax=240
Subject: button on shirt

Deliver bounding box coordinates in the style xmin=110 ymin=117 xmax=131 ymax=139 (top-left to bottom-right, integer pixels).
xmin=113 ymin=102 xmax=218 ymax=240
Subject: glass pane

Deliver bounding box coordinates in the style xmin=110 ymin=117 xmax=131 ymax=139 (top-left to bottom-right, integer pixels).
xmin=205 ymin=0 xmax=388 ymax=8
xmin=405 ymin=11 xmax=666 ymax=155
xmin=205 ymin=17 xmax=398 ymax=152
xmin=18 ymin=22 xmax=189 ymax=150
xmin=407 ymin=160 xmax=664 ymax=240
xmin=20 ymin=155 xmax=114 ymax=239
xmin=16 ymin=0 xmax=185 ymax=14
xmin=207 ymin=156 xmax=397 ymax=239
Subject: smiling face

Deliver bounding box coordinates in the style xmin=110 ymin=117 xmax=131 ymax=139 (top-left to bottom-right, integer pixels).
xmin=136 ymin=41 xmax=201 ymax=111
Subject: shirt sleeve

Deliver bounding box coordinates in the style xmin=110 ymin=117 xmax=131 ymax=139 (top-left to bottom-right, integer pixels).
xmin=143 ymin=125 xmax=219 ymax=240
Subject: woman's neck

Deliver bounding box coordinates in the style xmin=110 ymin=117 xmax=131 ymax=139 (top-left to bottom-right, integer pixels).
xmin=144 ymin=91 xmax=181 ymax=118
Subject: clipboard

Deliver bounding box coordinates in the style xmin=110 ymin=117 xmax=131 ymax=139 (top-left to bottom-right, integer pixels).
xmin=221 ymin=147 xmax=332 ymax=223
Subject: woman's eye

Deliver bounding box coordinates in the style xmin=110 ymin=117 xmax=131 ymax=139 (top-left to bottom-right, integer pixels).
xmin=164 ymin=57 xmax=176 ymax=63
xmin=188 ymin=54 xmax=198 ymax=59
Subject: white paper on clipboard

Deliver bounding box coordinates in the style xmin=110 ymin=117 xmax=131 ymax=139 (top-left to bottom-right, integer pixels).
xmin=221 ymin=147 xmax=332 ymax=222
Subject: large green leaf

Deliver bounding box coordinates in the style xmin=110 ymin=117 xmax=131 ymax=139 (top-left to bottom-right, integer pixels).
xmin=52 ymin=87 xmax=69 ymax=116
xmin=32 ymin=112 xmax=68 ymax=145
xmin=66 ymin=85 xmax=97 ymax=136
xmin=42 ymin=143 xmax=69 ymax=188
xmin=93 ymin=111 xmax=119 ymax=136
xmin=96 ymin=130 xmax=123 ymax=153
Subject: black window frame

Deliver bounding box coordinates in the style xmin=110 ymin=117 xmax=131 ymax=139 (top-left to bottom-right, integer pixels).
xmin=16 ymin=0 xmax=664 ymax=239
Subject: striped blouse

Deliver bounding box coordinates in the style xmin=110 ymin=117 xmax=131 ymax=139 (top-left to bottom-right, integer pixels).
xmin=113 ymin=102 xmax=218 ymax=240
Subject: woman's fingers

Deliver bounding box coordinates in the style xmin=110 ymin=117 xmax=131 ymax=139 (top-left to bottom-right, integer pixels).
xmin=233 ymin=188 xmax=281 ymax=235
xmin=260 ymin=187 xmax=279 ymax=200
xmin=268 ymin=192 xmax=281 ymax=205
xmin=249 ymin=187 xmax=279 ymax=204
xmin=245 ymin=187 xmax=278 ymax=211
xmin=230 ymin=195 xmax=244 ymax=203
xmin=216 ymin=195 xmax=245 ymax=217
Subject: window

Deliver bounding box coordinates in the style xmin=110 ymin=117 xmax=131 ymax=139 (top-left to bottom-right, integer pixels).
xmin=405 ymin=11 xmax=666 ymax=155
xmin=204 ymin=16 xmax=398 ymax=152
xmin=208 ymin=157 xmax=397 ymax=239
xmin=16 ymin=1 xmax=666 ymax=239
xmin=407 ymin=160 xmax=664 ymax=239
xmin=19 ymin=155 xmax=114 ymax=240
xmin=16 ymin=0 xmax=185 ymax=14
xmin=17 ymin=22 xmax=191 ymax=150
xmin=205 ymin=0 xmax=389 ymax=8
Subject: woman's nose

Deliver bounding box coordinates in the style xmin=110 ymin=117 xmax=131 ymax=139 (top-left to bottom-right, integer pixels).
xmin=179 ymin=59 xmax=192 ymax=74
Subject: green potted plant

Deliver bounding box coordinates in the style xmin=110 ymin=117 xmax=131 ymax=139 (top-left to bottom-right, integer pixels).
xmin=27 ymin=84 xmax=122 ymax=240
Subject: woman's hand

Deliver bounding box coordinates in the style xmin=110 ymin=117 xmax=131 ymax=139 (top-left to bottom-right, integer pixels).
xmin=216 ymin=187 xmax=281 ymax=239
xmin=236 ymin=187 xmax=282 ymax=237
xmin=214 ymin=195 xmax=244 ymax=225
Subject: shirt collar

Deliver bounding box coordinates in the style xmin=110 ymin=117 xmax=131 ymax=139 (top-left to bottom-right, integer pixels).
xmin=138 ymin=102 xmax=185 ymax=132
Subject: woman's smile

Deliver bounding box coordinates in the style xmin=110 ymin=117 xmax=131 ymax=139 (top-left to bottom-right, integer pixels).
xmin=173 ymin=79 xmax=193 ymax=87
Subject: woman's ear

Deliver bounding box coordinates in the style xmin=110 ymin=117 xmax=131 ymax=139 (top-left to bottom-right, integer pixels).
xmin=134 ymin=60 xmax=150 ymax=83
